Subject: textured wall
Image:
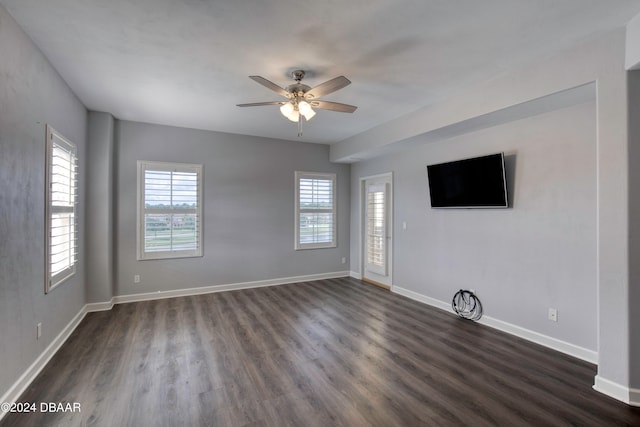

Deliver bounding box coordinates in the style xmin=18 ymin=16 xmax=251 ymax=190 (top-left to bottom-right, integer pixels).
xmin=0 ymin=6 xmax=87 ymax=398
xmin=85 ymin=112 xmax=115 ymax=302
xmin=114 ymin=121 xmax=350 ymax=296
xmin=351 ymin=101 xmax=597 ymax=350
xmin=628 ymin=70 xmax=640 ymax=387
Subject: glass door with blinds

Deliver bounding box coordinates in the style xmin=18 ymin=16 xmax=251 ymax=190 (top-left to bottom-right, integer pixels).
xmin=362 ymin=174 xmax=392 ymax=289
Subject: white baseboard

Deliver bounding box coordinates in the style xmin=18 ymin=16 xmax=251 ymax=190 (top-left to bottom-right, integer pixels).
xmin=108 ymin=271 xmax=350 ymax=306
xmin=393 ymin=285 xmax=598 ymax=364
xmin=0 ymin=305 xmax=88 ymax=422
xmin=393 ymin=286 xmax=452 ymax=312
xmin=85 ymin=301 xmax=114 ymax=312
xmin=632 ymin=387 xmax=640 ymax=407
xmin=480 ymin=313 xmax=597 ymax=363
xmin=593 ymin=375 xmax=640 ymax=406
xmin=349 ymin=271 xmax=362 ymax=279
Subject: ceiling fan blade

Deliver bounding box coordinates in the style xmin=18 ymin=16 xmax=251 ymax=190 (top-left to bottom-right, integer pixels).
xmin=310 ymin=100 xmax=357 ymax=113
xmin=249 ymin=76 xmax=290 ymax=98
xmin=236 ymin=101 xmax=287 ymax=107
xmin=305 ymin=76 xmax=351 ymax=99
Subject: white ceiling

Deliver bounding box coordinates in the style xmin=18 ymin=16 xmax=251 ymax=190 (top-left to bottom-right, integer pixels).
xmin=3 ymin=0 xmax=640 ymax=144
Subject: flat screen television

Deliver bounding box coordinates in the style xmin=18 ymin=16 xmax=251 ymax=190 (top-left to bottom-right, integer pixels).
xmin=427 ymin=153 xmax=508 ymax=208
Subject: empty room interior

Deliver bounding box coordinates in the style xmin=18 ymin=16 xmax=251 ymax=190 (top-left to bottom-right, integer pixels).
xmin=3 ymin=0 xmax=640 ymax=425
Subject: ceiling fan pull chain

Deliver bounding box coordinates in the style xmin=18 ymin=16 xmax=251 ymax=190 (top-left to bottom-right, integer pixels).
xmin=298 ymin=115 xmax=303 ymax=137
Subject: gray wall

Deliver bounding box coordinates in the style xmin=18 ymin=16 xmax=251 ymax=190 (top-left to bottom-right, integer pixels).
xmin=351 ymin=101 xmax=597 ymax=351
xmin=0 ymin=6 xmax=87 ymax=396
xmin=629 ymin=70 xmax=640 ymax=386
xmin=86 ymin=112 xmax=115 ymax=303
xmin=113 ymin=121 xmax=350 ymax=296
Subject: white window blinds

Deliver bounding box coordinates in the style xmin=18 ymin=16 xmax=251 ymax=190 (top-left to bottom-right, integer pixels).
xmin=137 ymin=161 xmax=203 ymax=260
xmin=295 ymin=172 xmax=336 ymax=250
xmin=45 ymin=125 xmax=78 ymax=292
xmin=366 ymin=183 xmax=388 ymax=276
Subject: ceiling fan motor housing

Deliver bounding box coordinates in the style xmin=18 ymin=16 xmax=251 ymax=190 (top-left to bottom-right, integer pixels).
xmin=286 ymin=83 xmax=311 ymax=99
xmin=286 ymin=71 xmax=310 ymax=98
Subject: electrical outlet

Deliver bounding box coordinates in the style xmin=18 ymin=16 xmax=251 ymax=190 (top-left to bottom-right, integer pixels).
xmin=548 ymin=308 xmax=558 ymax=322
xmin=134 ymin=274 xmax=141 ymax=283
xmin=341 ymin=257 xmax=346 ymax=264
xmin=37 ymin=322 xmax=42 ymax=339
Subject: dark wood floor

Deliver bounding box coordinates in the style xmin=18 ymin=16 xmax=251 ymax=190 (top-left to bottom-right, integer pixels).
xmin=3 ymin=277 xmax=640 ymax=426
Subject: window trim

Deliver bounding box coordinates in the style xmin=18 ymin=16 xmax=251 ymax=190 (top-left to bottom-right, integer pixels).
xmin=45 ymin=125 xmax=77 ymax=293
xmin=295 ymin=171 xmax=337 ymax=250
xmin=137 ymin=160 xmax=204 ymax=261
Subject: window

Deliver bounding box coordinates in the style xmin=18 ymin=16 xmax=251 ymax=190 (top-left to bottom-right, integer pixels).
xmin=137 ymin=161 xmax=203 ymax=260
xmin=45 ymin=125 xmax=77 ymax=293
xmin=295 ymin=171 xmax=336 ymax=250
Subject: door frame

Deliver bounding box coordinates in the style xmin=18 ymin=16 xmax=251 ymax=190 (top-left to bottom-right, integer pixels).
xmin=360 ymin=172 xmax=393 ymax=290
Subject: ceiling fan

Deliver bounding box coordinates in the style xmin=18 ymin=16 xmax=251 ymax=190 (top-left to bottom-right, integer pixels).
xmin=237 ymin=70 xmax=357 ymax=136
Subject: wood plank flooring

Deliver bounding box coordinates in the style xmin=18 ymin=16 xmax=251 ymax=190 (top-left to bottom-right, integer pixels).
xmin=2 ymin=277 xmax=639 ymax=426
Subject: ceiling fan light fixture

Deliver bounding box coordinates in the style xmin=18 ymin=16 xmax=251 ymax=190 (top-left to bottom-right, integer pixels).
xmin=280 ymin=102 xmax=294 ymax=118
xmin=298 ymin=100 xmax=312 ymax=115
xmin=298 ymin=100 xmax=316 ymax=121
xmin=286 ymin=109 xmax=300 ymax=122
xmin=302 ymin=108 xmax=316 ymax=121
